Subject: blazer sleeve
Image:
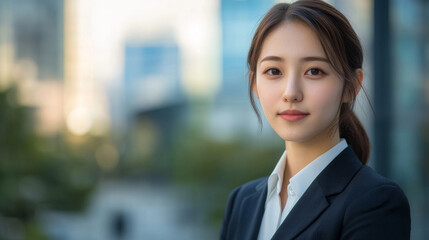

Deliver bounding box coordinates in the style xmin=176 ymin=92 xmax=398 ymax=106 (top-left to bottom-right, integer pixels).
xmin=341 ymin=184 xmax=411 ymax=240
xmin=220 ymin=187 xmax=240 ymax=240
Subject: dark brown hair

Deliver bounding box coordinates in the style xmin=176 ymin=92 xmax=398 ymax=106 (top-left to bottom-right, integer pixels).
xmin=247 ymin=0 xmax=370 ymax=164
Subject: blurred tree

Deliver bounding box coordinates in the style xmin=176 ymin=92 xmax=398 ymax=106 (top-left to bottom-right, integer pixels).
xmin=0 ymin=84 xmax=98 ymax=238
xmin=168 ymin=118 xmax=283 ymax=227
xmin=117 ymin=101 xmax=284 ymax=230
xmin=0 ymin=85 xmax=46 ymax=220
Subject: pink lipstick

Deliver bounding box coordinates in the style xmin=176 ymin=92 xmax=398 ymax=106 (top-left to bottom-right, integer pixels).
xmin=278 ymin=109 xmax=309 ymax=121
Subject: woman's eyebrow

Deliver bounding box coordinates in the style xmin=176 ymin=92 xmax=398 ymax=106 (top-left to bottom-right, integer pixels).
xmin=259 ymin=55 xmax=284 ymax=63
xmin=301 ymin=56 xmax=329 ymax=63
xmin=259 ymin=55 xmax=329 ymax=64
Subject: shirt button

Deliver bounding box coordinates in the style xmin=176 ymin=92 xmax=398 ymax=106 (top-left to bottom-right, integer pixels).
xmin=288 ymin=186 xmax=295 ymax=196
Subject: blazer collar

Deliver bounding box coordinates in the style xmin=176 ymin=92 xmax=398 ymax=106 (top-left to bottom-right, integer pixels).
xmin=272 ymin=146 xmax=363 ymax=240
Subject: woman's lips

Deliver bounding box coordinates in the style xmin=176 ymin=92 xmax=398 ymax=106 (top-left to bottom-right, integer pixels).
xmin=278 ymin=109 xmax=309 ymax=121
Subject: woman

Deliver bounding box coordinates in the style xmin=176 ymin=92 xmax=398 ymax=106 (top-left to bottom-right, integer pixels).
xmin=220 ymin=1 xmax=411 ymax=240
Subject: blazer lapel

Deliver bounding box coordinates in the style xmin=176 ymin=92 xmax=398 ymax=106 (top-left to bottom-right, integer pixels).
xmin=271 ymin=147 xmax=362 ymax=240
xmin=271 ymin=180 xmax=328 ymax=240
xmin=238 ymin=179 xmax=267 ymax=240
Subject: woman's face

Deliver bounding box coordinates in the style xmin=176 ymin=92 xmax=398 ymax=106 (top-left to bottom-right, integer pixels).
xmin=254 ymin=21 xmax=344 ymax=143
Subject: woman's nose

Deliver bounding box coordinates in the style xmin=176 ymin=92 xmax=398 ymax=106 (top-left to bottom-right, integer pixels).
xmin=282 ymin=74 xmax=303 ymax=103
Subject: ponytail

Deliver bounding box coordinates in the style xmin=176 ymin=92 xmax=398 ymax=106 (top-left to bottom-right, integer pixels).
xmin=339 ymin=104 xmax=370 ymax=164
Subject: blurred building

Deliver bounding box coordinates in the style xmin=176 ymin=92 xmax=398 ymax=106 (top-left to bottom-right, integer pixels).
xmin=0 ymin=0 xmax=65 ymax=136
xmin=219 ymin=0 xmax=272 ymax=100
xmin=0 ymin=0 xmax=63 ymax=81
xmin=373 ymin=0 xmax=429 ymax=239
xmin=120 ymin=43 xmax=188 ymax=176
xmin=204 ymin=0 xmax=275 ymax=142
xmin=123 ymin=44 xmax=183 ymax=115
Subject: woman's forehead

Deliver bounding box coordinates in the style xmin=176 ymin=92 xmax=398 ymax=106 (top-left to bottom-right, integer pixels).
xmin=258 ymin=21 xmax=327 ymax=63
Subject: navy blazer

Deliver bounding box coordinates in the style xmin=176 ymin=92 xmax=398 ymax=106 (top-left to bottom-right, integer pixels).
xmin=220 ymin=147 xmax=411 ymax=240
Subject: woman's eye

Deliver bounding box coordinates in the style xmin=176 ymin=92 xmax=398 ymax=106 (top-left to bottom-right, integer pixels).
xmin=265 ymin=68 xmax=281 ymax=76
xmin=305 ymin=68 xmax=324 ymax=76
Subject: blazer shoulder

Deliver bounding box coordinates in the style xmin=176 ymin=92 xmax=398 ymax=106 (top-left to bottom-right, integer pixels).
xmin=220 ymin=177 xmax=268 ymax=240
xmin=348 ymin=164 xmax=409 ymax=204
xmin=234 ymin=177 xmax=267 ymax=196
xmin=353 ymin=165 xmax=407 ymax=193
xmin=341 ymin=165 xmax=411 ymax=239
xmin=222 ymin=176 xmax=268 ymax=217
xmin=346 ymin=165 xmax=409 ymax=207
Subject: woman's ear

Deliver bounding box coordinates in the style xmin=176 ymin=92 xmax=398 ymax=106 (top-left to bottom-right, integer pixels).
xmin=250 ymin=72 xmax=259 ymax=98
xmin=343 ymin=69 xmax=363 ymax=103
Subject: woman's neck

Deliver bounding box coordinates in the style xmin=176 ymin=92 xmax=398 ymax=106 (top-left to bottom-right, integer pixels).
xmin=280 ymin=127 xmax=341 ymax=210
xmin=284 ymin=128 xmax=341 ymax=179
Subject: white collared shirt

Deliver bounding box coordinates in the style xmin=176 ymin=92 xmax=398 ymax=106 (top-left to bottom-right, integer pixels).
xmin=257 ymin=139 xmax=348 ymax=240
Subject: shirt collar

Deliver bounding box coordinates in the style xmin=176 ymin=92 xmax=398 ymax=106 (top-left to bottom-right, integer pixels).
xmin=266 ymin=151 xmax=287 ymax=199
xmin=265 ymin=139 xmax=348 ymax=202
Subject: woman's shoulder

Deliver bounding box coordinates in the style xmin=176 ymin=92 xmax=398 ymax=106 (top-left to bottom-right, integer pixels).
xmin=223 ymin=176 xmax=268 ymax=210
xmin=342 ymin=164 xmax=410 ymax=224
xmin=221 ymin=177 xmax=269 ymax=239
xmin=351 ymin=165 xmax=407 ymax=196
xmin=230 ymin=176 xmax=268 ymax=198
xmin=340 ymin=165 xmax=411 ymax=238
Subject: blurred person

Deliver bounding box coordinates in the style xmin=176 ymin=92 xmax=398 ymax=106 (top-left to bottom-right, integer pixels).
xmin=220 ymin=1 xmax=411 ymax=239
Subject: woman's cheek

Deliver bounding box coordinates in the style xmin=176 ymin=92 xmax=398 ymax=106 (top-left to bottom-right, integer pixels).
xmin=259 ymin=85 xmax=279 ymax=106
xmin=310 ymin=84 xmax=342 ymax=108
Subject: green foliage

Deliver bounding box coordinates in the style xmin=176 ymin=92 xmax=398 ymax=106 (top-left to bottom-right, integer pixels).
xmin=0 ymin=86 xmax=44 ymax=219
xmin=23 ymin=220 xmax=50 ymax=240
xmin=171 ymin=130 xmax=280 ymax=187
xmin=168 ymin=120 xmax=283 ymax=227
xmin=0 ymin=85 xmax=98 ymax=224
xmin=0 ymin=85 xmax=284 ymax=235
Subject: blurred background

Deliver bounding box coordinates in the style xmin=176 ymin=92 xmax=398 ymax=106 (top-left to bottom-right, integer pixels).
xmin=0 ymin=0 xmax=427 ymax=239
